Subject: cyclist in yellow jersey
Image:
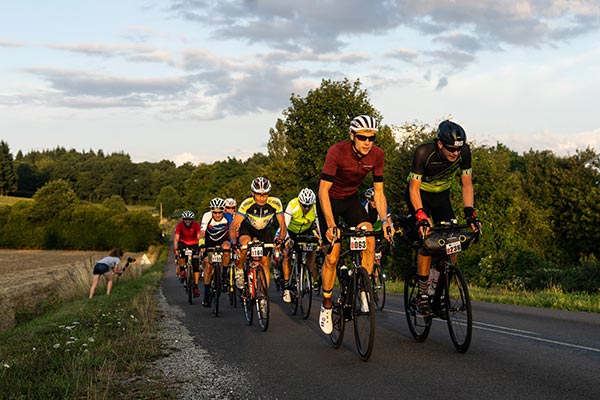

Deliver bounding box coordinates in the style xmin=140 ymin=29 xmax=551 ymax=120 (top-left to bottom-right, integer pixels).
xmin=280 ymin=188 xmax=322 ymax=303
xmin=229 ymin=177 xmax=287 ymax=290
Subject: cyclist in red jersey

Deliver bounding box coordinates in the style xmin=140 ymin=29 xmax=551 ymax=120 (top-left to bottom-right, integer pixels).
xmin=317 ymin=115 xmax=393 ymax=334
xmin=173 ymin=210 xmax=202 ymax=297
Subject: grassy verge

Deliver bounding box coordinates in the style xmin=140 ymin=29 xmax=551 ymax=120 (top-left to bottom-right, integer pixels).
xmin=385 ymin=280 xmax=600 ymax=313
xmin=0 ymin=250 xmax=171 ymax=400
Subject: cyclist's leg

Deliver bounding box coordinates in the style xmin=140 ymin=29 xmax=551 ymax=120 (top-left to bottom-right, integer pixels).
xmin=222 ymin=240 xmax=231 ymax=267
xmin=260 ymin=256 xmax=270 ymax=287
xmin=236 ymin=235 xmax=251 ymax=288
xmin=202 ymin=256 xmax=213 ymax=305
xmin=357 ymin=221 xmax=375 ymax=275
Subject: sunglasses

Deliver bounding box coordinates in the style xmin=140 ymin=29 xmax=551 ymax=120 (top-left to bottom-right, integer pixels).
xmin=444 ymin=145 xmax=462 ymax=153
xmin=354 ymin=133 xmax=376 ymax=142
xmin=225 ymin=206 xmax=235 ymax=210
xmin=212 ymin=211 xmax=223 ymax=214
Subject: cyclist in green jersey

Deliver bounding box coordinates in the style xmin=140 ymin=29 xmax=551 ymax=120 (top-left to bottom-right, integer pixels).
xmin=280 ymin=188 xmax=322 ymax=302
xmin=406 ymin=120 xmax=480 ymax=315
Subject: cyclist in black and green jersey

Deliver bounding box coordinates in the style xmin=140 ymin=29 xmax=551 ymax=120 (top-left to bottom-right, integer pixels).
xmin=406 ymin=120 xmax=480 ymax=315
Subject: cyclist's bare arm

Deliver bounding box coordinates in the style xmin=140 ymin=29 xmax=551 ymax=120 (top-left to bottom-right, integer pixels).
xmin=373 ymin=182 xmax=393 ymax=240
xmin=408 ymin=178 xmax=432 ymax=235
xmin=318 ymin=179 xmax=338 ymax=242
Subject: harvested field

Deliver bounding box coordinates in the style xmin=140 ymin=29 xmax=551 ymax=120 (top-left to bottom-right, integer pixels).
xmin=0 ymin=248 xmax=158 ymax=331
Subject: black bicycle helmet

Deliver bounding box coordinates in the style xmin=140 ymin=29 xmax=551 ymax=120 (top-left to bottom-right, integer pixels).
xmin=437 ymin=120 xmax=466 ymax=147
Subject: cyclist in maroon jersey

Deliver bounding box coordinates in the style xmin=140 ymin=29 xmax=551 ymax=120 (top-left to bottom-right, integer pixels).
xmin=316 ymin=115 xmax=394 ymax=334
xmin=173 ymin=210 xmax=202 ymax=297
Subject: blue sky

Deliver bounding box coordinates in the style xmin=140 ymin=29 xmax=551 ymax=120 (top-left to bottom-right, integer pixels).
xmin=1 ymin=1 xmax=599 ymax=165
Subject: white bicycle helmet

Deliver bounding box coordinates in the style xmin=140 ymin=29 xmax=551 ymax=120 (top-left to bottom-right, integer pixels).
xmin=250 ymin=177 xmax=272 ymax=194
xmin=224 ymin=198 xmax=237 ymax=207
xmin=181 ymin=210 xmax=195 ymax=219
xmin=209 ymin=197 xmax=226 ymax=210
xmin=298 ymin=188 xmax=316 ymax=206
xmin=350 ymin=115 xmax=379 ymax=134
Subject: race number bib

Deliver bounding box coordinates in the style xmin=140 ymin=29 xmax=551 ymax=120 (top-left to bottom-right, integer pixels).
xmin=301 ymin=243 xmax=315 ymax=252
xmin=250 ymin=245 xmax=264 ymax=258
xmin=184 ymin=249 xmax=193 ymax=256
xmin=445 ymin=240 xmax=462 ymax=255
xmin=350 ymin=236 xmax=367 ymax=251
xmin=211 ymin=253 xmax=222 ymax=263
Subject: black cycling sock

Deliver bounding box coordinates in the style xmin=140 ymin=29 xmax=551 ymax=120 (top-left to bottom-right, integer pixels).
xmin=204 ymin=284 xmax=210 ymax=296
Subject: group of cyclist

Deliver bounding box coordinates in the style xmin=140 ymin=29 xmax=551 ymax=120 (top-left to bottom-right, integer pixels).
xmin=173 ymin=114 xmax=480 ymax=336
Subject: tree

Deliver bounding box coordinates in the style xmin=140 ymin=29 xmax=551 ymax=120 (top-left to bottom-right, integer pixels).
xmin=0 ymin=140 xmax=17 ymax=195
xmin=280 ymin=78 xmax=380 ymax=187
xmin=156 ymin=185 xmax=181 ymax=217
xmin=30 ymin=179 xmax=78 ymax=222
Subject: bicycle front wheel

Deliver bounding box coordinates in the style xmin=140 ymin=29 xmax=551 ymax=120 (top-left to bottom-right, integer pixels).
xmin=187 ymin=266 xmax=194 ymax=305
xmin=444 ymin=265 xmax=472 ymax=353
xmin=289 ymin=265 xmax=299 ymax=316
xmin=212 ymin=264 xmax=221 ymax=317
xmin=228 ymin=265 xmax=237 ymax=307
xmin=255 ymin=267 xmax=270 ymax=331
xmin=372 ymin=265 xmax=386 ymax=310
xmin=299 ymin=264 xmax=312 ymax=320
xmin=404 ymin=266 xmax=432 ymax=342
xmin=353 ymin=266 xmax=375 ymax=361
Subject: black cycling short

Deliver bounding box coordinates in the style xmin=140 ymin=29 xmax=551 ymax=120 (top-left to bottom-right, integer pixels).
xmin=201 ymin=237 xmax=230 ymax=260
xmin=404 ymin=187 xmax=455 ymax=224
xmin=177 ymin=242 xmax=201 ymax=272
xmin=238 ymin=220 xmax=275 ymax=255
xmin=316 ymin=193 xmax=370 ymax=232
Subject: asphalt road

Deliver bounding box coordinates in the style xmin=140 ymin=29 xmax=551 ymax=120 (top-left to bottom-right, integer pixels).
xmin=161 ymin=256 xmax=600 ymax=400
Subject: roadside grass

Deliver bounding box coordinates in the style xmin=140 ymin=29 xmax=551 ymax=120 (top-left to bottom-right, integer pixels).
xmin=0 ymin=195 xmax=32 ymax=207
xmin=0 ymin=251 xmax=172 ymax=400
xmin=385 ymin=279 xmax=600 ymax=313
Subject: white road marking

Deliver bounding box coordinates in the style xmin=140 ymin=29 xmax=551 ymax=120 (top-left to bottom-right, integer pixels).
xmin=386 ymin=309 xmax=600 ymax=353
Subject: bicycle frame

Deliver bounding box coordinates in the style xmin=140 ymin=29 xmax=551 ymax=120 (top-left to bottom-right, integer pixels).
xmin=205 ymin=246 xmax=231 ymax=317
xmin=239 ymin=240 xmax=274 ymax=331
xmin=329 ymin=226 xmax=377 ymax=361
xmin=287 ymin=235 xmax=319 ymax=319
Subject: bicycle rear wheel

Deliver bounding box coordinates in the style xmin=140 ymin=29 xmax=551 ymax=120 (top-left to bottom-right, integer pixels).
xmin=299 ymin=263 xmax=312 ymax=319
xmin=329 ymin=285 xmax=345 ymax=348
xmin=444 ymin=265 xmax=472 ymax=353
xmin=353 ymin=266 xmax=375 ymax=361
xmin=404 ymin=266 xmax=432 ymax=342
xmin=255 ymin=266 xmax=270 ymax=331
xmin=372 ymin=264 xmax=386 ymax=310
xmin=212 ymin=264 xmax=221 ymax=317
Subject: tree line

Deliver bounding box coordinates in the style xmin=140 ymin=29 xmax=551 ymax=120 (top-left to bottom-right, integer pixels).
xmin=1 ymin=78 xmax=599 ymax=292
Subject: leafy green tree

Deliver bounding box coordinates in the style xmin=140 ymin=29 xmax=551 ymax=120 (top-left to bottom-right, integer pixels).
xmin=30 ymin=179 xmax=77 ymax=222
xmin=281 ymin=78 xmax=380 ymax=186
xmin=102 ymin=195 xmax=128 ymax=214
xmin=0 ymin=140 xmax=17 ymax=195
xmin=156 ymin=185 xmax=181 ymax=217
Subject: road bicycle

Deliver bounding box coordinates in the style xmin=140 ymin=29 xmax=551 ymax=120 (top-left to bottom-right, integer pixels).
xmin=285 ymin=234 xmax=320 ymax=319
xmin=226 ymin=252 xmax=237 ymax=308
xmin=400 ymin=217 xmax=481 ymax=353
xmin=371 ymin=236 xmax=388 ymax=310
xmin=239 ymin=240 xmax=274 ymax=331
xmin=180 ymin=247 xmax=197 ymax=305
xmin=204 ymin=245 xmax=231 ymax=317
xmin=329 ymin=226 xmax=379 ymax=361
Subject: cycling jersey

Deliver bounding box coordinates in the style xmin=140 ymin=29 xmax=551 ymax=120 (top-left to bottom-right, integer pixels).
xmin=200 ymin=212 xmax=229 ymax=243
xmin=321 ymin=140 xmax=385 ymax=199
xmin=407 ymin=141 xmax=472 ymax=193
xmin=237 ymin=195 xmax=284 ymax=231
xmin=174 ymin=220 xmax=201 ymax=245
xmin=284 ymin=197 xmax=320 ymax=235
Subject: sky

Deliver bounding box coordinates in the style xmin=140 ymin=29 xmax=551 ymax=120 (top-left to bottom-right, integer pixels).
xmin=1 ymin=0 xmax=599 ymax=166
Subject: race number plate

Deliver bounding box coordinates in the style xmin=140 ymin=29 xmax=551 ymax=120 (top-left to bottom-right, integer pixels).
xmin=301 ymin=243 xmax=314 ymax=252
xmin=446 ymin=240 xmax=462 ymax=255
xmin=184 ymin=249 xmax=193 ymax=256
xmin=211 ymin=253 xmax=222 ymax=263
xmin=250 ymin=246 xmax=264 ymax=258
xmin=375 ymin=252 xmax=382 ymax=261
xmin=350 ymin=236 xmax=367 ymax=251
